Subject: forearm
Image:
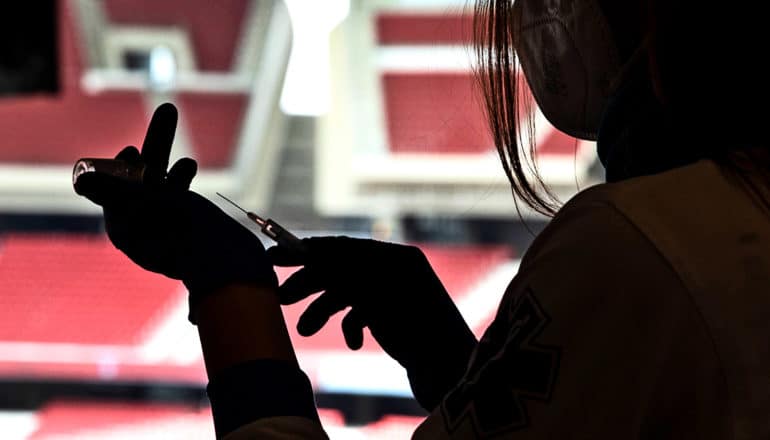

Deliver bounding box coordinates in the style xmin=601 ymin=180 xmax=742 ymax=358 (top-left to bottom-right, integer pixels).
xmin=196 ymin=283 xmax=321 ymax=439
xmin=407 ymin=319 xmax=477 ymax=411
xmin=196 ymin=283 xmax=296 ymax=376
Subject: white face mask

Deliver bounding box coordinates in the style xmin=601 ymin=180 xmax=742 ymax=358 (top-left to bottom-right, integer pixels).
xmin=513 ymin=0 xmax=622 ymax=140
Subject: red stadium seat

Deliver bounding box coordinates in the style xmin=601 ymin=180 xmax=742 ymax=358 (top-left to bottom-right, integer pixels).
xmin=0 ymin=234 xmax=182 ymax=345
xmin=382 ymin=73 xmax=494 ymax=154
xmin=376 ymin=11 xmax=583 ymax=160
xmin=377 ymin=12 xmax=474 ymax=45
xmin=363 ymin=414 xmax=427 ymax=439
xmin=0 ymin=1 xmax=147 ymax=164
xmin=26 ymin=401 xmax=407 ymax=439
xmin=0 ymin=234 xmax=513 ymax=388
xmin=103 ymin=0 xmax=249 ymax=72
xmin=28 ymin=401 xmax=214 ymax=439
xmin=0 ymin=234 xmax=203 ymax=383
xmin=279 ymin=244 xmax=512 ymax=352
xmin=175 ymin=93 xmax=248 ymax=167
xmin=0 ymin=0 xmax=250 ymax=168
xmin=317 ymin=408 xmax=346 ymax=427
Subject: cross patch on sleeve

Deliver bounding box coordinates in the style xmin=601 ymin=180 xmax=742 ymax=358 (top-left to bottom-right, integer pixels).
xmin=441 ymin=288 xmax=561 ymax=437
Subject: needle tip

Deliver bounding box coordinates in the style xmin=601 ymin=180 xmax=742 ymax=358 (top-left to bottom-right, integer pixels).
xmin=216 ymin=192 xmax=249 ymax=214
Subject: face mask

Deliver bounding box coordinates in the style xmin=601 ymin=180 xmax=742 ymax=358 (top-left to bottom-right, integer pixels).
xmin=513 ymin=0 xmax=622 ymax=140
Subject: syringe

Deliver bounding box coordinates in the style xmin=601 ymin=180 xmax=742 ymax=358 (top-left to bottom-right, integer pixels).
xmin=217 ymin=192 xmax=307 ymax=256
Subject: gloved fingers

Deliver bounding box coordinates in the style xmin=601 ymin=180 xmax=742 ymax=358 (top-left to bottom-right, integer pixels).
xmin=277 ymin=267 xmax=325 ymax=305
xmin=266 ymin=241 xmax=311 ymax=266
xmin=341 ymin=308 xmax=366 ymax=350
xmin=140 ymin=102 xmax=178 ymax=184
xmin=267 ymin=236 xmax=353 ymax=267
xmin=74 ymin=172 xmax=141 ymax=207
xmin=115 ymin=146 xmax=141 ymax=163
xmin=167 ymin=157 xmax=198 ymax=190
xmin=296 ymin=291 xmax=347 ymax=336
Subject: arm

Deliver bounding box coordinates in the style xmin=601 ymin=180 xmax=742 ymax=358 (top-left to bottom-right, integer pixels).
xmin=409 ymin=201 xmax=726 ymax=439
xmin=196 ymin=283 xmax=296 ymax=376
xmin=196 ymin=283 xmax=329 ymax=439
xmin=73 ymin=104 xmax=330 ymax=439
xmin=267 ymin=237 xmax=478 ymax=412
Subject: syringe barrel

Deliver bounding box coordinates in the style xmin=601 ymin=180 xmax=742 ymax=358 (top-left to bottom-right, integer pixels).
xmin=73 ymin=158 xmax=145 ymax=186
xmin=247 ymin=212 xmax=266 ymax=227
xmin=263 ymin=220 xmax=307 ymax=256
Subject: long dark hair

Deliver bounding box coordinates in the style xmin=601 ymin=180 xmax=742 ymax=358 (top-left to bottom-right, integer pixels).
xmin=473 ymin=0 xmax=770 ymax=217
xmin=472 ymin=0 xmax=561 ymax=217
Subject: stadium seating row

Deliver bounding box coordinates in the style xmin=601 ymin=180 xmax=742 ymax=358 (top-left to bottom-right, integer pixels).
xmin=0 ymin=233 xmax=515 ymax=391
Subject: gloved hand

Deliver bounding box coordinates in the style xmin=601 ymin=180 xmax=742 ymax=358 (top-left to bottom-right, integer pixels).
xmin=74 ymin=103 xmax=277 ymax=324
xmin=266 ymin=236 xmax=478 ymax=411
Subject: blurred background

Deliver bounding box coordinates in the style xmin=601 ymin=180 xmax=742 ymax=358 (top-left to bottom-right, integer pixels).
xmin=0 ymin=0 xmax=601 ymax=437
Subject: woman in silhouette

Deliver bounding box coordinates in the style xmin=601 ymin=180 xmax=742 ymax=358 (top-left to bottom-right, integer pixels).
xmin=76 ymin=0 xmax=770 ymax=437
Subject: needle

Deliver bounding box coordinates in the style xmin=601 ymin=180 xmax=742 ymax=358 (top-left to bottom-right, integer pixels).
xmin=216 ymin=193 xmax=306 ymax=256
xmin=216 ymin=192 xmax=267 ymax=227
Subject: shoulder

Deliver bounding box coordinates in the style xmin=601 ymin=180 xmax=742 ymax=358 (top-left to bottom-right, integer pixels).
xmin=550 ymin=158 xmax=722 ymax=219
xmin=518 ymin=180 xmax=652 ymax=274
xmin=422 ymin=176 xmax=721 ymax=438
xmin=508 ymin=175 xmax=692 ymax=332
xmin=521 ymin=159 xmax=723 ymax=273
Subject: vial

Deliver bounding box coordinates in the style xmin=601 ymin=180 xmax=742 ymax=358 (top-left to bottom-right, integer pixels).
xmin=72 ymin=158 xmax=146 ymax=186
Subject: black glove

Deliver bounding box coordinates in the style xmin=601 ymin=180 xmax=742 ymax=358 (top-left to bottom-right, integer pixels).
xmin=74 ymin=103 xmax=277 ymax=324
xmin=266 ymin=236 xmax=478 ymax=411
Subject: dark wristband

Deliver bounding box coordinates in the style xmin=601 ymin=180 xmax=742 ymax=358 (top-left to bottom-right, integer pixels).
xmin=206 ymin=359 xmax=320 ymax=438
xmin=184 ymin=265 xmax=278 ymax=325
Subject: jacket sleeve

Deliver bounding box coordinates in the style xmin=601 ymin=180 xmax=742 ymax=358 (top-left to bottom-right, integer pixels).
xmin=206 ymin=359 xmax=329 ymax=439
xmin=222 ymin=417 xmax=329 ymax=440
xmin=410 ymin=200 xmax=726 ymax=439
